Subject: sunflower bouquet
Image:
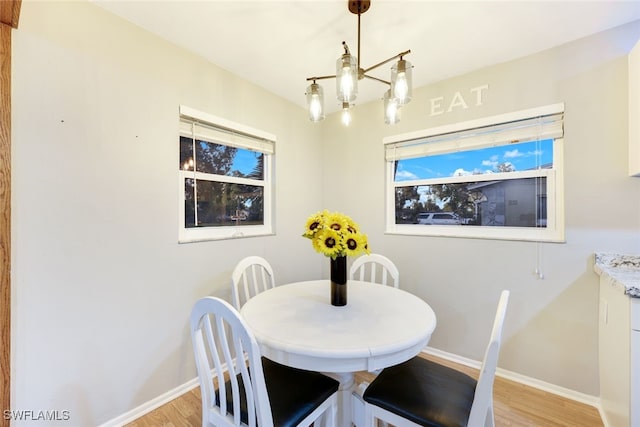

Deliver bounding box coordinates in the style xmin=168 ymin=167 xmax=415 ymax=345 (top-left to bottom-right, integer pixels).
xmin=302 ymin=210 xmax=370 ymax=259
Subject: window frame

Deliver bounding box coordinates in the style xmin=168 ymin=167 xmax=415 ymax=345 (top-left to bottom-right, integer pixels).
xmin=384 ymin=104 xmax=565 ymax=242
xmin=178 ymin=105 xmax=275 ymax=243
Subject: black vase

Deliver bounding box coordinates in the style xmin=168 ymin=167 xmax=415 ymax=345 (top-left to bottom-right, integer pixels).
xmin=330 ymin=255 xmax=347 ymax=306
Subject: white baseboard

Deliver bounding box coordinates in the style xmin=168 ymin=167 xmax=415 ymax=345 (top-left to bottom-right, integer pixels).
xmin=422 ymin=346 xmax=602 ymax=410
xmin=599 ymin=408 xmax=612 ymax=427
xmin=97 ymin=377 xmax=200 ymax=427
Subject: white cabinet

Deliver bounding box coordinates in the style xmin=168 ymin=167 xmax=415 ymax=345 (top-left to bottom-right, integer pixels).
xmin=631 ymin=298 xmax=640 ymax=427
xmin=599 ymin=280 xmax=639 ymax=426
xmin=630 ymin=39 xmax=640 ymax=177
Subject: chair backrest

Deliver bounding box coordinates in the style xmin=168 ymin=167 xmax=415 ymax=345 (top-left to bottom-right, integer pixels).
xmin=349 ymin=254 xmax=400 ymax=288
xmin=231 ymin=256 xmax=276 ymax=310
xmin=190 ymin=296 xmax=274 ymax=427
xmin=467 ymin=290 xmax=510 ymax=426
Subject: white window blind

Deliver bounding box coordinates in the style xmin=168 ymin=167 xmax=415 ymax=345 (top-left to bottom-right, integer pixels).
xmin=179 ymin=105 xmax=275 ymax=154
xmin=385 ymin=111 xmax=563 ymax=162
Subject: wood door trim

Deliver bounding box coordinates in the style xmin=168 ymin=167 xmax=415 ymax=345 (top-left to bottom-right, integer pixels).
xmin=0 ymin=21 xmax=11 ymax=427
xmin=1 ymin=2 xmax=20 ymax=425
xmin=0 ymin=0 xmax=20 ymax=29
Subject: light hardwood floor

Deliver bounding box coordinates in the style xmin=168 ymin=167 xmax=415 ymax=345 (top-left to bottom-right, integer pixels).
xmin=125 ymin=353 xmax=603 ymax=427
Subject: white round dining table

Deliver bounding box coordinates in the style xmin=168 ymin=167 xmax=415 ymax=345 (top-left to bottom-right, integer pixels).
xmin=240 ymin=279 xmax=437 ymax=426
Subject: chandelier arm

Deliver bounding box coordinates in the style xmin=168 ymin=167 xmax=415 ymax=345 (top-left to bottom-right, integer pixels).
xmin=362 ymin=49 xmax=411 ymax=74
xmin=306 ymin=75 xmax=337 ymax=82
xmin=362 ymin=74 xmax=390 ymax=86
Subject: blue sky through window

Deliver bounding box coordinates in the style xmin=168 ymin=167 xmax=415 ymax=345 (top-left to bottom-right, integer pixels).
xmin=395 ymin=139 xmax=553 ymax=182
xmin=231 ymin=148 xmax=260 ymax=176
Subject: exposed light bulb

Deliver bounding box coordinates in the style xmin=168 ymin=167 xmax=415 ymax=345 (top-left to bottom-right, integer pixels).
xmin=309 ymin=94 xmax=322 ymax=121
xmin=391 ymin=59 xmax=412 ymax=105
xmin=336 ymin=53 xmax=357 ymax=102
xmin=386 ymin=101 xmax=399 ymax=124
xmin=384 ymin=90 xmax=400 ymax=124
xmin=394 ymin=72 xmax=408 ymax=102
xmin=341 ymin=103 xmax=351 ymax=126
xmin=306 ymin=82 xmax=324 ymax=122
xmin=340 ymin=67 xmax=354 ymax=101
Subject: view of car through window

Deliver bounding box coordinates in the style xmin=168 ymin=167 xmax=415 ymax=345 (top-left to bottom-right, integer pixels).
xmin=415 ymin=212 xmax=463 ymax=225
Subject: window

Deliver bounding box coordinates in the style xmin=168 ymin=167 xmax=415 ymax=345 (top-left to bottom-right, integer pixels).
xmin=179 ymin=106 xmax=275 ymax=242
xmin=385 ymin=104 xmax=564 ymax=242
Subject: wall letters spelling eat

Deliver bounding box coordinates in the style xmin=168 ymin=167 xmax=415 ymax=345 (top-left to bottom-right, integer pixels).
xmin=429 ymin=84 xmax=489 ymax=116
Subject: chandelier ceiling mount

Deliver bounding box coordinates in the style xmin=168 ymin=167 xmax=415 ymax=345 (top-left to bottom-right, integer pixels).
xmin=305 ymin=0 xmax=413 ymax=125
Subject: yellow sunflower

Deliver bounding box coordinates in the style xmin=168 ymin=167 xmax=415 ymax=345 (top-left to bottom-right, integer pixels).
xmin=344 ymin=217 xmax=360 ymax=235
xmin=303 ymin=210 xmax=326 ymax=238
xmin=313 ymin=228 xmax=344 ymax=258
xmin=343 ymin=233 xmax=369 ymax=257
xmin=325 ymin=212 xmax=348 ymax=233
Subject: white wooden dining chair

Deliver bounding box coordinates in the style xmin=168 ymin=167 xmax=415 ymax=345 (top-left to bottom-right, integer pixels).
xmin=362 ymin=290 xmax=510 ymax=427
xmin=349 ymin=254 xmax=400 ymax=288
xmin=231 ymin=256 xmax=276 ymax=310
xmin=190 ymin=296 xmax=339 ymax=427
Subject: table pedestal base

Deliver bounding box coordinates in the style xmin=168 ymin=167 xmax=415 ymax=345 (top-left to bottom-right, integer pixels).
xmin=325 ymin=372 xmax=358 ymax=426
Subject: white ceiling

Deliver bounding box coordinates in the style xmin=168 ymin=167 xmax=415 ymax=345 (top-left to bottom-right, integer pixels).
xmin=93 ymin=0 xmax=640 ymax=114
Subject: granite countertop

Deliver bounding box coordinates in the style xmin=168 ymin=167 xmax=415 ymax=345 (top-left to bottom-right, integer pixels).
xmin=594 ymin=253 xmax=640 ymax=298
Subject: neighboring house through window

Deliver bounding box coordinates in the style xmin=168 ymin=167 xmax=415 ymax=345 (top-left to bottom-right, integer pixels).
xmin=385 ymin=104 xmax=564 ymax=242
xmin=179 ymin=105 xmax=275 ymax=242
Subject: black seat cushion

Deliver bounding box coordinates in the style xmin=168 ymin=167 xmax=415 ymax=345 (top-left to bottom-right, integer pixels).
xmin=362 ymin=357 xmax=477 ymax=427
xmin=218 ymin=357 xmax=339 ymax=427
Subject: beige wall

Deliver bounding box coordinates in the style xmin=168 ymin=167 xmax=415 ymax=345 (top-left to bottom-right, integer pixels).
xmin=11 ymin=1 xmax=325 ymax=424
xmin=321 ymin=20 xmax=640 ymax=396
xmin=10 ymin=0 xmax=640 ymax=424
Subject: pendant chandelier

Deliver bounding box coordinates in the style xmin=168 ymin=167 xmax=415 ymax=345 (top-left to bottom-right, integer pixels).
xmin=305 ymin=0 xmax=412 ymax=125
